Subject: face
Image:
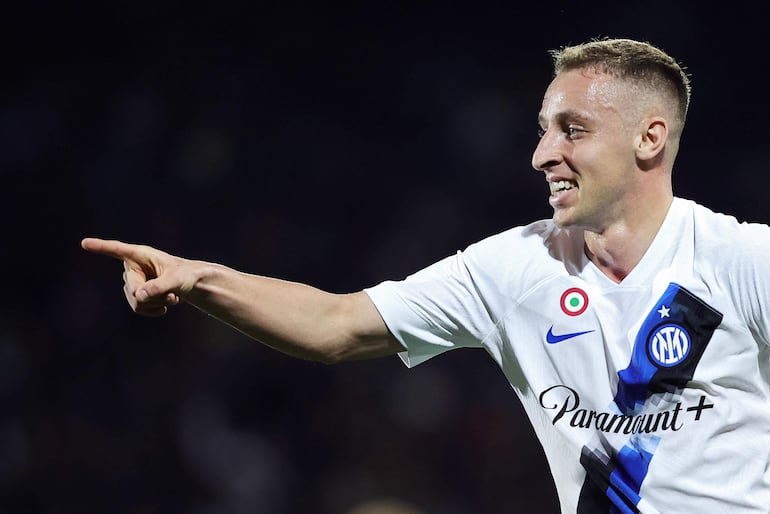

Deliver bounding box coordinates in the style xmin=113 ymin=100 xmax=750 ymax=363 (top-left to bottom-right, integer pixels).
xmin=532 ymin=69 xmax=641 ymax=232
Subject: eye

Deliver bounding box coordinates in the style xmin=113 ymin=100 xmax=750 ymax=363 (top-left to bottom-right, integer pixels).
xmin=537 ymin=127 xmax=546 ymax=139
xmin=566 ymin=125 xmax=584 ymax=139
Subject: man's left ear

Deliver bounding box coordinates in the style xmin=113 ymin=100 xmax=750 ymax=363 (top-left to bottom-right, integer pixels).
xmin=635 ymin=117 xmax=668 ymax=162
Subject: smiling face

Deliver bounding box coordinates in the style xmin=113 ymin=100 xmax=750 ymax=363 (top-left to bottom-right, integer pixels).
xmin=532 ymin=68 xmax=645 ymax=232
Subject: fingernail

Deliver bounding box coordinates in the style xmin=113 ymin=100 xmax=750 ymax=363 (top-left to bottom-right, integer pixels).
xmin=137 ymin=290 xmax=149 ymax=301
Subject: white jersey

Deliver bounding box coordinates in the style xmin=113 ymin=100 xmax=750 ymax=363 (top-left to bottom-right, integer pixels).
xmin=364 ymin=197 xmax=770 ymax=514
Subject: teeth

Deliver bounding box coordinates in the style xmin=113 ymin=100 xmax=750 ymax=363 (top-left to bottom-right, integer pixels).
xmin=549 ymin=180 xmax=577 ymax=196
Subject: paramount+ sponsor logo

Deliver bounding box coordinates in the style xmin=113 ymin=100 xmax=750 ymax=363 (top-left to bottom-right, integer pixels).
xmin=538 ymin=385 xmax=714 ymax=434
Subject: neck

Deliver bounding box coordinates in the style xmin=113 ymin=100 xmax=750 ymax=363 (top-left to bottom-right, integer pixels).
xmin=583 ymin=194 xmax=673 ymax=283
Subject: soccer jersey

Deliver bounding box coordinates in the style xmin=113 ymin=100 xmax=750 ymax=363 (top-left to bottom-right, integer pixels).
xmin=364 ymin=197 xmax=770 ymax=514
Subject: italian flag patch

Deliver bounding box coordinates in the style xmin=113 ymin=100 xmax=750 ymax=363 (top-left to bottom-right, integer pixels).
xmin=560 ymin=287 xmax=589 ymax=316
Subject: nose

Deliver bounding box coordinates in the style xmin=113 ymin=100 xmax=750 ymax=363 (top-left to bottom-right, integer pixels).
xmin=531 ymin=128 xmax=562 ymax=172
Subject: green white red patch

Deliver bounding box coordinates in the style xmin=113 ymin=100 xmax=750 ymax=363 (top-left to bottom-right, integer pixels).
xmin=561 ymin=288 xmax=588 ymax=316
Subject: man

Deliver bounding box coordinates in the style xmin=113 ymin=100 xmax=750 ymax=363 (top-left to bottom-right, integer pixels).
xmin=82 ymin=38 xmax=770 ymax=513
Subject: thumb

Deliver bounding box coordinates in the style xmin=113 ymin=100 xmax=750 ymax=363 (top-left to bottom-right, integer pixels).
xmin=136 ymin=274 xmax=181 ymax=302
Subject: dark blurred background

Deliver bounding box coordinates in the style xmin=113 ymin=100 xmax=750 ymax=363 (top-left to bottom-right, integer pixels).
xmin=2 ymin=2 xmax=768 ymax=513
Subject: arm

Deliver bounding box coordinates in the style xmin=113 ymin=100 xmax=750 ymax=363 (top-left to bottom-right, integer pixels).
xmin=80 ymin=238 xmax=403 ymax=364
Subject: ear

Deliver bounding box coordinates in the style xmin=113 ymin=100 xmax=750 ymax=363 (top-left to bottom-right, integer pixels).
xmin=635 ymin=117 xmax=668 ymax=163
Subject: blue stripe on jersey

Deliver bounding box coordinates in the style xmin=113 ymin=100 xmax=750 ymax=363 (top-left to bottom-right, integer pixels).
xmin=608 ymin=436 xmax=659 ymax=513
xmin=614 ymin=284 xmax=681 ymax=414
xmin=615 ymin=283 xmax=723 ymax=415
xmin=578 ymin=437 xmax=657 ymax=514
xmin=577 ymin=283 xmax=722 ymax=514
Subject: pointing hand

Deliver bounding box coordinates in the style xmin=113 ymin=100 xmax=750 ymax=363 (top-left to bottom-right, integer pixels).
xmin=81 ymin=238 xmax=195 ymax=317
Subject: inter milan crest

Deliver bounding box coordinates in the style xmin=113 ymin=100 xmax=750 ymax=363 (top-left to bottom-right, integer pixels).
xmin=561 ymin=287 xmax=589 ymax=316
xmin=648 ymin=323 xmax=691 ymax=367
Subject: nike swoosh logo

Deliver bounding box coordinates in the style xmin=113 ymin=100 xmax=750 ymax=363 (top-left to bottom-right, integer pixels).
xmin=546 ymin=326 xmax=595 ymax=344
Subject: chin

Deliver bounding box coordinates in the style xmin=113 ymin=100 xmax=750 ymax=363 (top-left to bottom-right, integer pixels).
xmin=551 ymin=211 xmax=574 ymax=228
xmin=552 ymin=210 xmax=588 ymax=231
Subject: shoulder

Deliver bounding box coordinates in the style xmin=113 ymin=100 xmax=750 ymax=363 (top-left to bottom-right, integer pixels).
xmin=460 ymin=218 xmax=584 ymax=289
xmin=685 ymin=198 xmax=770 ymax=253
xmin=683 ymin=198 xmax=770 ymax=294
xmin=683 ymin=198 xmax=770 ymax=339
xmin=465 ymin=218 xmax=579 ymax=258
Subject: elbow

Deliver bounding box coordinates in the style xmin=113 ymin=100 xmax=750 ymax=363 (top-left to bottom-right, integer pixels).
xmin=302 ymin=341 xmax=348 ymax=365
xmin=313 ymin=342 xmax=353 ymax=365
xmin=310 ymin=337 xmax=361 ymax=365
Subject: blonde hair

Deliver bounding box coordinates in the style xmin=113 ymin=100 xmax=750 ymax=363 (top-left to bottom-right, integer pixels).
xmin=550 ymin=38 xmax=691 ymax=131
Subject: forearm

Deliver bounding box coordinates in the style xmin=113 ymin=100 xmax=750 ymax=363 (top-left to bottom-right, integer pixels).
xmin=184 ymin=261 xmax=397 ymax=363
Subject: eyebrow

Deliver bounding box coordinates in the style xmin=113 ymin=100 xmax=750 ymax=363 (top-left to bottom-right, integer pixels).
xmin=538 ymin=109 xmax=594 ymax=128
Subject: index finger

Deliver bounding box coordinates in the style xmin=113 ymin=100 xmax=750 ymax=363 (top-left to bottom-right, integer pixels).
xmin=81 ymin=237 xmax=146 ymax=261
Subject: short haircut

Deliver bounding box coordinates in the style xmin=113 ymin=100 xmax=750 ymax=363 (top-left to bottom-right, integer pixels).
xmin=550 ymin=38 xmax=691 ymax=129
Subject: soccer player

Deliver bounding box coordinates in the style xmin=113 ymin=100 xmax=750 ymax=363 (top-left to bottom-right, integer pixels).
xmin=82 ymin=38 xmax=770 ymax=513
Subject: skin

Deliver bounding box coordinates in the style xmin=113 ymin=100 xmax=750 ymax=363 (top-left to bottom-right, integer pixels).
xmin=532 ymin=68 xmax=675 ymax=283
xmin=81 ymin=66 xmax=678 ymax=361
xmin=79 ymin=238 xmax=402 ymax=363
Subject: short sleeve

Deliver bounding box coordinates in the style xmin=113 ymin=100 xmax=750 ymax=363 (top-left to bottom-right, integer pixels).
xmin=364 ymin=250 xmax=498 ymax=368
xmin=730 ymin=222 xmax=770 ymax=347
